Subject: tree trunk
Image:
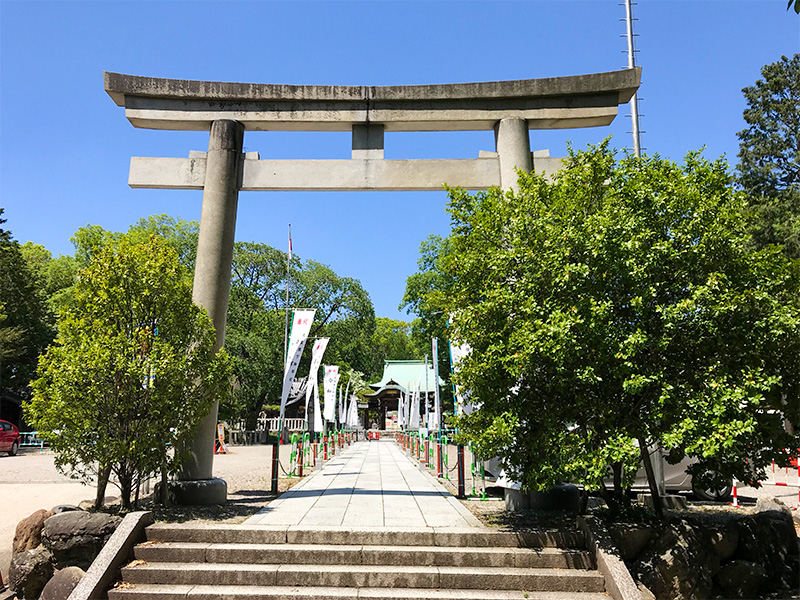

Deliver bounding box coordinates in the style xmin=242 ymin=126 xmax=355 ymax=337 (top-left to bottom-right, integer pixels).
xmin=159 ymin=464 xmax=170 ymax=507
xmin=638 ymin=437 xmax=664 ymax=519
xmin=94 ymin=464 xmax=111 ymax=510
xmin=119 ymin=473 xmax=133 ymax=511
xmin=598 ymin=480 xmax=619 ymax=518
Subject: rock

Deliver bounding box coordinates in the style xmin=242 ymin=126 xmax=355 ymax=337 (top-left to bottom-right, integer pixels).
xmin=42 ymin=511 xmax=121 ymax=570
xmin=8 ymin=546 xmax=54 ymax=599
xmin=39 ymin=566 xmax=85 ymax=600
xmin=632 ymin=519 xmax=714 ymax=600
xmin=504 ymin=488 xmax=529 ymax=511
xmin=13 ymin=509 xmax=53 ymax=555
xmin=50 ymin=505 xmax=83 ymax=515
xmin=529 ymin=483 xmax=581 ymax=513
xmin=704 ymin=524 xmax=738 ymax=562
xmin=716 ymin=559 xmax=767 ymax=599
xmin=755 ymin=495 xmax=793 ymax=520
xmin=609 ymin=523 xmax=652 ymax=562
xmin=636 ymin=581 xmax=656 ymax=600
xmin=732 ymin=510 xmax=799 ymax=592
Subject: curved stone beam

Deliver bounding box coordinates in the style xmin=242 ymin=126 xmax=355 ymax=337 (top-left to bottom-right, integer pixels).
xmin=104 ymin=69 xmax=640 ymax=132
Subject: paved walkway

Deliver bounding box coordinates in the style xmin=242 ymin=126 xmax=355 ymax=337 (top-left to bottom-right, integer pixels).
xmin=245 ymin=440 xmax=482 ymax=528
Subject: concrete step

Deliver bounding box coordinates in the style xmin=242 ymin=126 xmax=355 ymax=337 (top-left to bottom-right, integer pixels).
xmin=109 ymin=584 xmax=612 ymax=600
xmin=145 ymin=524 xmax=585 ymax=549
xmin=134 ymin=542 xmax=594 ymax=569
xmin=120 ymin=562 xmax=605 ymax=592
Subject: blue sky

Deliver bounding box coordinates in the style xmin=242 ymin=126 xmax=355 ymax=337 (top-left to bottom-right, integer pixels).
xmin=1 ymin=1 xmax=797 ymax=321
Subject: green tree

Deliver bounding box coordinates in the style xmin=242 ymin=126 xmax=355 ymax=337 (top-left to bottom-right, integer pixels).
xmin=223 ymin=242 xmax=378 ymax=425
xmin=20 ymin=242 xmax=79 ymax=316
xmin=0 ymin=210 xmax=53 ymax=402
xmin=369 ymin=317 xmax=420 ymax=373
xmin=736 ymin=54 xmax=800 ymax=258
xmin=27 ymin=235 xmax=232 ymax=509
xmin=224 ymin=242 xmax=288 ymax=427
xmin=71 ymin=214 xmax=199 ymax=270
xmin=445 ymin=143 xmax=800 ymax=517
xmin=294 ymin=260 xmax=377 ymax=379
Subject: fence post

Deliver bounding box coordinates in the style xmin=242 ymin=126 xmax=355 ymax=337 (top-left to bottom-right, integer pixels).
xmin=298 ymin=438 xmax=304 ymax=477
xmin=457 ymin=444 xmax=465 ymax=498
xmin=271 ymin=442 xmax=279 ymax=495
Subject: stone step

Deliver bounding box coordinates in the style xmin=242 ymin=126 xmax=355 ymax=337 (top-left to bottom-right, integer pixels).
xmin=109 ymin=584 xmax=612 ymax=600
xmin=120 ymin=562 xmax=605 ymax=592
xmin=144 ymin=524 xmax=585 ymax=549
xmin=134 ymin=542 xmax=594 ymax=569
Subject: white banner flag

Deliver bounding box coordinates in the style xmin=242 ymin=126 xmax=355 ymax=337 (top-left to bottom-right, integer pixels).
xmin=279 ymin=310 xmax=315 ymax=419
xmin=305 ymin=338 xmax=329 ymax=432
xmin=409 ymin=379 xmax=421 ymax=428
xmin=432 ymin=338 xmax=441 ymax=429
xmin=347 ymin=394 xmax=358 ymax=427
xmin=323 ymin=365 xmax=340 ymax=422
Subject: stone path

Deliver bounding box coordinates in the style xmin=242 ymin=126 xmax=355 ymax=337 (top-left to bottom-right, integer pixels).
xmin=245 ymin=440 xmax=481 ymax=528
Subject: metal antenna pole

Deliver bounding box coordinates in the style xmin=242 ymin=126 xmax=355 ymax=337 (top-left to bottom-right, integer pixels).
xmin=624 ymin=0 xmax=642 ymax=158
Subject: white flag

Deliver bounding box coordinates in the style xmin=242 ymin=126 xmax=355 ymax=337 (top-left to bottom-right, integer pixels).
xmin=323 ymin=366 xmax=340 ymax=422
xmin=279 ymin=310 xmax=315 ymax=419
xmin=306 ymin=338 xmax=330 ymax=431
xmin=347 ymin=394 xmax=358 ymax=427
xmin=432 ymin=338 xmax=441 ymax=429
xmin=305 ymin=338 xmax=329 ymax=432
xmin=397 ymin=391 xmax=405 ymax=428
xmin=409 ymin=379 xmax=421 ymax=428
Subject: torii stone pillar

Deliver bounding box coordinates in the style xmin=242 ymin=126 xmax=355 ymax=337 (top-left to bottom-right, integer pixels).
xmin=174 ymin=120 xmax=243 ymax=504
xmin=495 ymin=117 xmax=533 ymax=191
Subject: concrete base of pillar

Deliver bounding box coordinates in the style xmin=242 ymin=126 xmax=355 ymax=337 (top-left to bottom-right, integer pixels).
xmin=169 ymin=478 xmax=228 ymax=506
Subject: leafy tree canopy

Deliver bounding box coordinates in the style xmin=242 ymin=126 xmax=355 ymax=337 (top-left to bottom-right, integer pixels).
xmin=27 ymin=234 xmax=232 ymax=509
xmin=736 ymin=54 xmax=800 ymax=257
xmin=0 ymin=209 xmax=53 ymax=398
xmin=444 ymin=143 xmax=800 ymax=515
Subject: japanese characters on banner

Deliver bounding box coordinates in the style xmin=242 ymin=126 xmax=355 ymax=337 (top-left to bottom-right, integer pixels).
xmin=279 ymin=310 xmax=315 ymax=420
xmin=323 ymin=365 xmax=340 ymax=422
xmin=305 ymin=337 xmax=329 ymax=432
xmin=449 ymin=338 xmax=474 ymax=415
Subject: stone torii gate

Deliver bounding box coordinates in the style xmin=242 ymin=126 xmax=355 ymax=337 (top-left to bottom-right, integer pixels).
xmin=105 ymin=68 xmax=640 ymax=504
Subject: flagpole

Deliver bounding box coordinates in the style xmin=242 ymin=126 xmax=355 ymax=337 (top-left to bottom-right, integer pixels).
xmin=279 ymin=224 xmax=292 ymax=444
xmin=284 ymin=224 xmax=292 ymax=363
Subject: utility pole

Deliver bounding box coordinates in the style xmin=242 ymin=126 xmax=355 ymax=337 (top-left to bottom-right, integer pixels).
xmin=624 ymin=0 xmax=643 ymax=158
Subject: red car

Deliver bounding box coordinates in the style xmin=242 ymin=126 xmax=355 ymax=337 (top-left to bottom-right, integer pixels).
xmin=0 ymin=420 xmax=21 ymax=456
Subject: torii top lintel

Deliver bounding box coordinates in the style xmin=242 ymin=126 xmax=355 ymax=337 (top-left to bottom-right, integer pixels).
xmin=104 ymin=69 xmax=641 ymax=132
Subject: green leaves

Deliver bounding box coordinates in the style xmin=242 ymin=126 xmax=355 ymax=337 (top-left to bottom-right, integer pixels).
xmin=27 ymin=234 xmax=232 ymax=509
xmin=444 ymin=143 xmax=800 ymax=502
xmin=737 ymin=54 xmax=800 ymax=258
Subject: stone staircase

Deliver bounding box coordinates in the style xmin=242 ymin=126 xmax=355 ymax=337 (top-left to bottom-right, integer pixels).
xmin=108 ymin=523 xmax=610 ymax=599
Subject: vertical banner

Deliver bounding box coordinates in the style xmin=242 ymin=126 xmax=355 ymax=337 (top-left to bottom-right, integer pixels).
xmin=305 ymin=338 xmax=329 ymax=433
xmin=348 ymin=395 xmax=358 ymax=427
xmin=449 ymin=338 xmax=473 ymax=415
xmin=323 ymin=365 xmax=340 ymax=422
xmin=409 ymin=379 xmax=421 ymax=428
xmin=432 ymin=338 xmax=441 ymax=429
xmin=279 ymin=310 xmax=315 ymax=419
xmin=424 ymin=354 xmax=430 ymax=429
